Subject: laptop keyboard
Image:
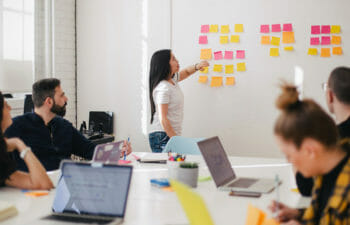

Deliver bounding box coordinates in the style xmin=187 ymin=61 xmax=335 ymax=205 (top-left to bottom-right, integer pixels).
xmin=228 ymin=178 xmax=258 ymax=188
xmin=44 ymin=214 xmax=116 ymax=224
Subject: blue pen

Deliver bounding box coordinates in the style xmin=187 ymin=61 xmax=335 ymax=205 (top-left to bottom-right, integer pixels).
xmin=124 ymin=137 xmax=130 ymax=160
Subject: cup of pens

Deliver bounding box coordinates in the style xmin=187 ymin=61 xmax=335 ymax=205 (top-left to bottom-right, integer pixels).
xmin=167 ymin=153 xmax=186 ymax=180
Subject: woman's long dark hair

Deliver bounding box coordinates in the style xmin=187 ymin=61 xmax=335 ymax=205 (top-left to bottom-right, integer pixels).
xmin=149 ymin=49 xmax=171 ymax=124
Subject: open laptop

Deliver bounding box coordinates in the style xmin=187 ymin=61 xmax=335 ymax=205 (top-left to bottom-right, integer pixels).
xmin=197 ymin=136 xmax=276 ymax=193
xmin=43 ymin=160 xmax=132 ymax=224
xmin=92 ymin=141 xmax=123 ymax=164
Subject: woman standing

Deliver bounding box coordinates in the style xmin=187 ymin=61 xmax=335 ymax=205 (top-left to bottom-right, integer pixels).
xmin=148 ymin=49 xmax=209 ymax=152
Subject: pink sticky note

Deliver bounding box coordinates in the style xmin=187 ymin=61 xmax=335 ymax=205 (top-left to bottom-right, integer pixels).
xmin=201 ymin=25 xmax=210 ymax=33
xmin=118 ymin=160 xmax=132 ymax=164
xmin=310 ymin=37 xmax=320 ymax=45
xmin=321 ymin=25 xmax=331 ymax=34
xmin=283 ymin=23 xmax=293 ymax=31
xmin=224 ymin=51 xmax=233 ymax=59
xmin=311 ymin=25 xmax=320 ymax=34
xmin=236 ymin=50 xmax=245 ymax=59
xmin=321 ymin=36 xmax=331 ymax=45
xmin=199 ymin=36 xmax=208 ymax=44
xmin=271 ymin=24 xmax=281 ymax=32
xmin=260 ymin=25 xmax=269 ymax=33
xmin=214 ymin=51 xmax=223 ymax=60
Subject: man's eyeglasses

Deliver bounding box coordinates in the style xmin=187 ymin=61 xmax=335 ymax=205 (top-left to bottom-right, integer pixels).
xmin=321 ymin=82 xmax=328 ymax=92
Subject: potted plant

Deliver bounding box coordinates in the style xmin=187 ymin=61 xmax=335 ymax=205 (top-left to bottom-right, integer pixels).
xmin=176 ymin=162 xmax=199 ymax=188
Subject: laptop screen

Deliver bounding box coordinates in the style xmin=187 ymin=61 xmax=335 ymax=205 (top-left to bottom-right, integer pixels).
xmin=197 ymin=136 xmax=236 ymax=187
xmin=52 ymin=161 xmax=132 ymax=217
xmin=92 ymin=141 xmax=123 ymax=163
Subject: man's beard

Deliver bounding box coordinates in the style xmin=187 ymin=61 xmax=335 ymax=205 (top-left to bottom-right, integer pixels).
xmin=51 ymin=101 xmax=67 ymax=117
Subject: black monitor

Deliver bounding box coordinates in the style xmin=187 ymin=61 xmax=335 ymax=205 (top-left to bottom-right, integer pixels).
xmin=89 ymin=111 xmax=114 ymax=134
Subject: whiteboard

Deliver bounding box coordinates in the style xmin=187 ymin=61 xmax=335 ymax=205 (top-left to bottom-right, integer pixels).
xmin=172 ymin=0 xmax=350 ymax=157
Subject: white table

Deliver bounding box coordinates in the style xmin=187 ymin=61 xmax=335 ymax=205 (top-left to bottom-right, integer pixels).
xmin=0 ymin=153 xmax=310 ymax=225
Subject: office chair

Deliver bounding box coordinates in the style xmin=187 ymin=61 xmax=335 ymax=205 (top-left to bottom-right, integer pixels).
xmin=23 ymin=94 xmax=34 ymax=113
xmin=162 ymin=136 xmax=205 ymax=155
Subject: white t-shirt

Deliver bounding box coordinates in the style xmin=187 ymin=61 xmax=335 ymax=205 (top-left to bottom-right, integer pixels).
xmin=149 ymin=73 xmax=184 ymax=136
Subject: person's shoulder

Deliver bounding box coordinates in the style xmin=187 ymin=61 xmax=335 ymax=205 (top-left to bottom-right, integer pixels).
xmin=155 ymin=80 xmax=171 ymax=90
xmin=52 ymin=116 xmax=73 ymax=127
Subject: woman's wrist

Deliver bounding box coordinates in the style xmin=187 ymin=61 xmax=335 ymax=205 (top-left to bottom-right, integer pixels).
xmin=194 ymin=63 xmax=199 ymax=71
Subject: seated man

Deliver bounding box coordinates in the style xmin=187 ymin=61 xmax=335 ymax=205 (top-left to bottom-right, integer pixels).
xmin=6 ymin=78 xmax=131 ymax=171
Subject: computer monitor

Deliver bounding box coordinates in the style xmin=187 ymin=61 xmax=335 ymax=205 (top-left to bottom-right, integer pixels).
xmin=89 ymin=111 xmax=114 ymax=134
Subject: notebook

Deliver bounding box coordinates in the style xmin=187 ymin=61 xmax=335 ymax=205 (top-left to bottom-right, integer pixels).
xmin=197 ymin=136 xmax=277 ymax=193
xmin=43 ymin=160 xmax=132 ymax=224
xmin=92 ymin=141 xmax=123 ymax=164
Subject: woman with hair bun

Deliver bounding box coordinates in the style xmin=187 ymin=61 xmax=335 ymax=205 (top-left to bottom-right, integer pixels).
xmin=269 ymin=83 xmax=350 ymax=225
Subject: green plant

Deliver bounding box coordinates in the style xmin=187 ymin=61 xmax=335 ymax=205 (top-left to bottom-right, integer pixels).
xmin=179 ymin=162 xmax=198 ymax=169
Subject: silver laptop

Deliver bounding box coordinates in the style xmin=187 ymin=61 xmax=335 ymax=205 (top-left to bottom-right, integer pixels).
xmin=43 ymin=160 xmax=132 ymax=224
xmin=92 ymin=141 xmax=123 ymax=164
xmin=197 ymin=136 xmax=277 ymax=193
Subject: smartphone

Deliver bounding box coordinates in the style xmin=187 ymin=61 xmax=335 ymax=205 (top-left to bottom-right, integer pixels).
xmin=229 ymin=191 xmax=261 ymax=198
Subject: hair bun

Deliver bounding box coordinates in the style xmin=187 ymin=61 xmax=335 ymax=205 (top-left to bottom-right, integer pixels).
xmin=276 ymin=82 xmax=300 ymax=111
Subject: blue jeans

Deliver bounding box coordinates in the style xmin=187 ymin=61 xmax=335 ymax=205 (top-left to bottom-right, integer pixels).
xmin=148 ymin=131 xmax=170 ymax=153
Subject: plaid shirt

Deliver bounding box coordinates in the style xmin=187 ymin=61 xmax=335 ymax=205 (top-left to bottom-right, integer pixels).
xmin=302 ymin=157 xmax=350 ymax=225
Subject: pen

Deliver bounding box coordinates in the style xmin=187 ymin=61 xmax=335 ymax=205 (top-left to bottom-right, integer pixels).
xmin=274 ymin=174 xmax=280 ymax=217
xmin=124 ymin=137 xmax=130 ymax=160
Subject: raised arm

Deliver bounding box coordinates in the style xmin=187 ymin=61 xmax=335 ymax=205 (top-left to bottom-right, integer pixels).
xmin=178 ymin=61 xmax=209 ymax=82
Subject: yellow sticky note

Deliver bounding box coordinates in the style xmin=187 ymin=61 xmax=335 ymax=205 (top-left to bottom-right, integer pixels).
xmin=308 ymin=48 xmax=318 ymax=56
xmin=200 ymin=49 xmax=212 ymax=60
xmin=200 ymin=67 xmax=209 ymax=74
xmin=220 ymin=36 xmax=229 ymax=44
xmin=198 ymin=76 xmax=208 ymax=83
xmin=284 ymin=46 xmax=294 ymax=51
xmin=210 ymin=76 xmax=223 ymax=87
xmin=245 ymin=204 xmax=266 ymax=225
xmin=331 ymin=25 xmax=341 ymax=34
xmin=331 ymin=36 xmax=341 ymax=45
xmin=210 ymin=24 xmax=218 ymax=33
xmin=270 ymin=48 xmax=279 ymax=57
xmin=225 ymin=65 xmax=234 ymax=74
xmin=333 ymin=47 xmax=343 ymax=55
xmin=230 ymin=35 xmax=240 ymax=43
xmin=237 ymin=63 xmax=246 ymax=72
xmin=282 ymin=31 xmax=295 ymax=44
xmin=221 ymin=25 xmax=230 ymax=33
xmin=213 ymin=64 xmax=223 ymax=72
xmin=170 ymin=180 xmax=215 ymax=225
xmin=271 ymin=37 xmax=280 ymax=46
xmin=261 ymin=36 xmax=270 ymax=45
xmin=226 ymin=77 xmax=235 ymax=85
xmin=234 ymin=24 xmax=244 ymax=33
xmin=321 ymin=48 xmax=331 ymax=57
xmin=261 ymin=218 xmax=280 ymax=225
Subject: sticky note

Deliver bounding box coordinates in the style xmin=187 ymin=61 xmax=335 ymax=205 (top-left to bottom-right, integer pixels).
xmin=220 ymin=36 xmax=229 ymax=44
xmin=210 ymin=24 xmax=218 ymax=33
xmin=331 ymin=36 xmax=341 ymax=45
xmin=321 ymin=48 xmax=331 ymax=57
xmin=311 ymin=25 xmax=320 ymax=34
xmin=333 ymin=47 xmax=342 ymax=55
xmin=213 ymin=64 xmax=223 ymax=72
xmin=236 ymin=50 xmax=245 ymax=59
xmin=225 ymin=65 xmax=234 ymax=74
xmin=284 ymin=46 xmax=294 ymax=51
xmin=245 ymin=204 xmax=266 ymax=225
xmin=308 ymin=48 xmax=318 ymax=55
xmin=200 ymin=67 xmax=209 ymax=74
xmin=200 ymin=49 xmax=212 ymax=60
xmin=234 ymin=24 xmax=244 ymax=33
xmin=226 ymin=77 xmax=235 ymax=85
xmin=271 ymin=37 xmax=280 ymax=46
xmin=230 ymin=35 xmax=240 ymax=43
xmin=261 ymin=218 xmax=280 ymax=225
xmin=25 ymin=191 xmax=49 ymax=197
xmin=201 ymin=25 xmax=210 ymax=33
xmin=261 ymin=36 xmax=270 ymax=44
xmin=199 ymin=36 xmax=208 ymax=44
xmin=214 ymin=51 xmax=223 ymax=60
xmin=118 ymin=160 xmax=132 ymax=164
xmin=321 ymin=25 xmax=331 ymax=34
xmin=331 ymin=25 xmax=341 ymax=34
xmin=221 ymin=25 xmax=230 ymax=33
xmin=271 ymin=24 xmax=281 ymax=32
xmin=237 ymin=62 xmax=246 ymax=71
xmin=198 ymin=76 xmax=208 ymax=83
xmin=282 ymin=31 xmax=295 ymax=43
xmin=210 ymin=77 xmax=223 ymax=87
xmin=260 ymin=25 xmax=269 ymax=33
xmin=321 ymin=36 xmax=331 ymax=45
xmin=224 ymin=51 xmax=233 ymax=59
xmin=270 ymin=48 xmax=279 ymax=56
xmin=310 ymin=37 xmax=320 ymax=45
xmin=283 ymin=23 xmax=293 ymax=32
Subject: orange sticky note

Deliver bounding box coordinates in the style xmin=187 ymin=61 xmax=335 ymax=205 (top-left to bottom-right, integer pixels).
xmin=270 ymin=48 xmax=279 ymax=57
xmin=25 ymin=191 xmax=49 ymax=197
xmin=308 ymin=48 xmax=318 ymax=55
xmin=200 ymin=67 xmax=209 ymax=74
xmin=225 ymin=65 xmax=234 ymax=74
xmin=210 ymin=76 xmax=223 ymax=87
xmin=230 ymin=35 xmax=240 ymax=43
xmin=210 ymin=24 xmax=218 ymax=33
xmin=271 ymin=37 xmax=280 ymax=46
xmin=221 ymin=25 xmax=230 ymax=33
xmin=333 ymin=47 xmax=342 ymax=55
xmin=261 ymin=36 xmax=270 ymax=44
xmin=331 ymin=36 xmax=341 ymax=45
xmin=200 ymin=49 xmax=212 ymax=60
xmin=261 ymin=218 xmax=280 ymax=225
xmin=226 ymin=77 xmax=235 ymax=85
xmin=237 ymin=62 xmax=246 ymax=72
xmin=331 ymin=25 xmax=341 ymax=34
xmin=245 ymin=204 xmax=266 ymax=225
xmin=198 ymin=76 xmax=208 ymax=83
xmin=213 ymin=64 xmax=223 ymax=72
xmin=284 ymin=46 xmax=294 ymax=51
xmin=220 ymin=36 xmax=229 ymax=44
xmin=234 ymin=24 xmax=244 ymax=33
xmin=282 ymin=31 xmax=295 ymax=43
xmin=321 ymin=48 xmax=331 ymax=57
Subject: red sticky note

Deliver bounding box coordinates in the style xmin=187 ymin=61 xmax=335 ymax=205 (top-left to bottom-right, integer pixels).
xmin=310 ymin=37 xmax=320 ymax=45
xmin=214 ymin=51 xmax=223 ymax=60
xmin=311 ymin=25 xmax=320 ymax=34
xmin=321 ymin=25 xmax=331 ymax=34
xmin=224 ymin=51 xmax=233 ymax=59
xmin=271 ymin=24 xmax=281 ymax=32
xmin=201 ymin=25 xmax=209 ymax=33
xmin=199 ymin=36 xmax=208 ymax=44
xmin=236 ymin=50 xmax=245 ymax=59
xmin=321 ymin=36 xmax=331 ymax=45
xmin=283 ymin=23 xmax=293 ymax=31
xmin=260 ymin=25 xmax=269 ymax=33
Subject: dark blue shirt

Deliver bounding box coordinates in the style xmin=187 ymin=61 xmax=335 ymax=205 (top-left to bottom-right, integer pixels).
xmin=5 ymin=113 xmax=96 ymax=171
